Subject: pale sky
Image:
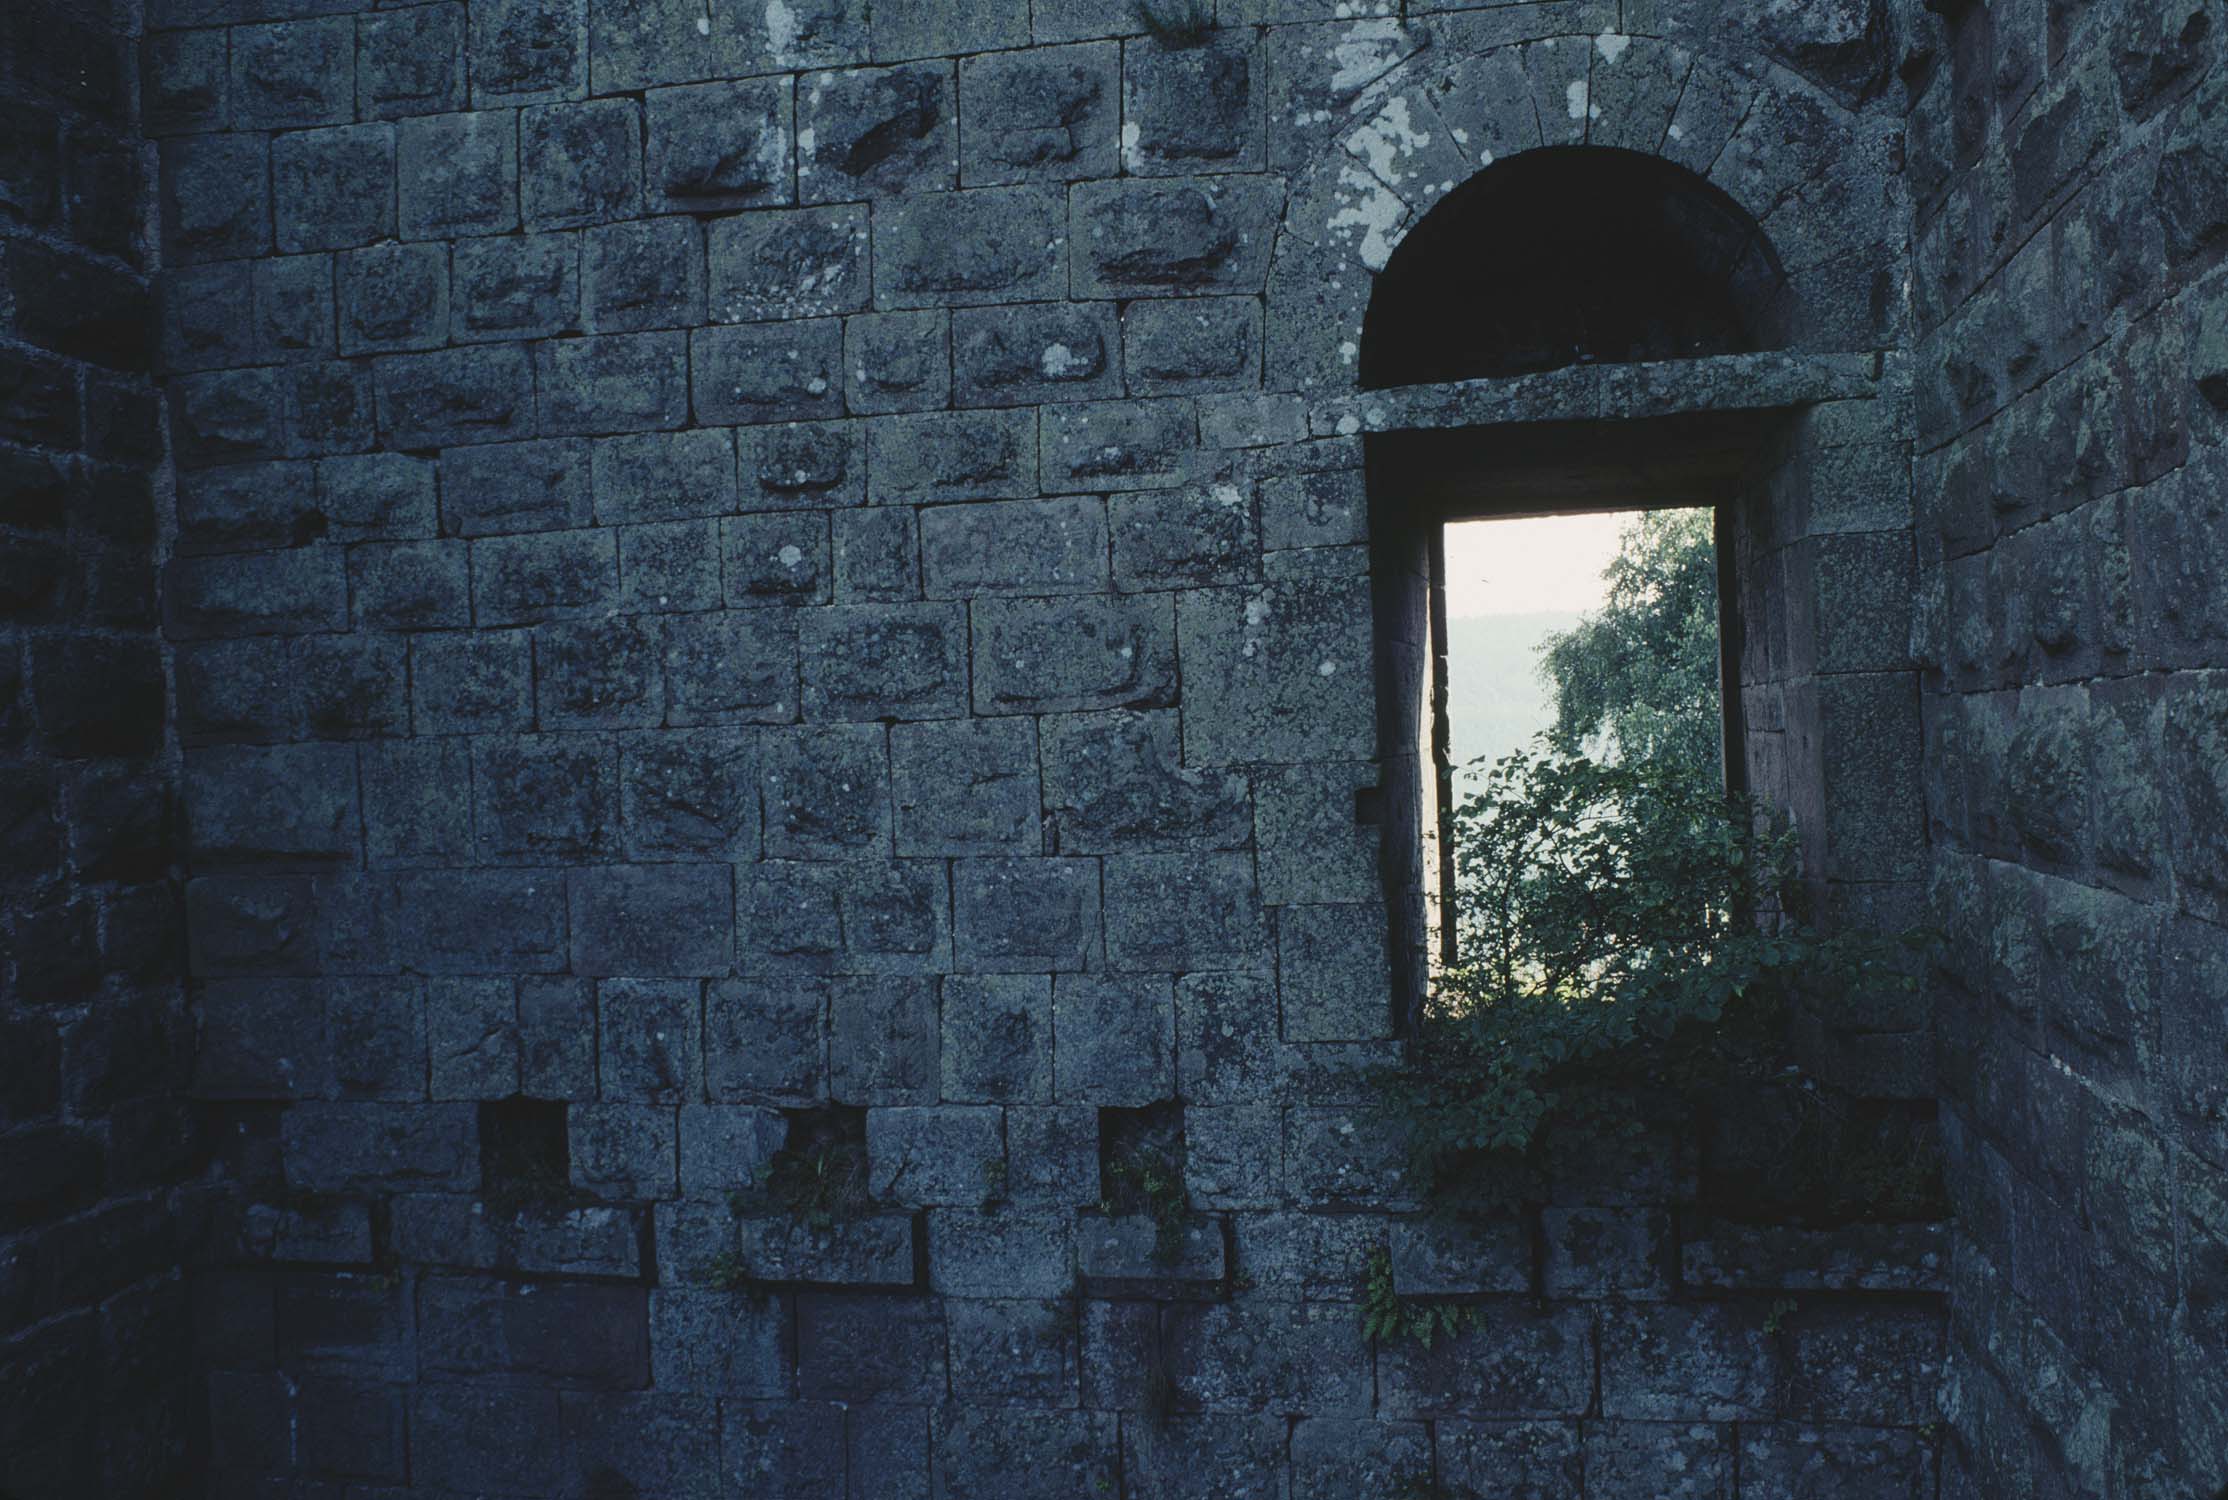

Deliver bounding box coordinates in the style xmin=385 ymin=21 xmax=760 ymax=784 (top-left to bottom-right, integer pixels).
xmin=1443 ymin=511 xmax=1634 ymax=618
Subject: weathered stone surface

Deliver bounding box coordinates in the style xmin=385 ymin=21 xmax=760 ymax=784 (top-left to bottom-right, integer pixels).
xmin=707 ymin=204 xmax=869 ymax=323
xmin=1051 ymin=973 xmax=1174 ymax=1105
xmin=867 ymin=408 xmax=1036 ymax=502
xmin=646 ymin=78 xmax=792 ymax=214
xmin=1600 ymin=1302 xmax=1779 ymax=1422
xmin=921 ymin=495 xmax=1108 ymax=598
xmin=1102 ymin=852 xmax=1268 ymax=972
xmin=584 ymin=215 xmax=708 ymax=332
xmin=1041 ymin=397 xmax=1200 ymax=492
xmin=1041 ymin=709 xmax=1248 ymax=851
xmin=1178 ymin=579 xmax=1375 ymax=764
xmin=972 ymin=594 xmax=1177 ymax=715
xmin=892 ymin=716 xmax=1042 ymax=855
xmin=1072 ymin=176 xmax=1282 ymax=297
xmin=762 ymin=724 xmax=890 ymax=859
xmin=797 ymin=62 xmax=956 ymax=203
xmin=953 ymin=300 xmax=1120 ymax=407
xmin=873 ymin=186 xmax=1068 ymax=308
xmin=940 ymin=973 xmax=1054 ymax=1103
xmin=959 ymin=43 xmax=1119 ymax=185
xmin=799 ymin=602 xmax=968 ymax=721
xmin=953 ymin=858 xmax=1100 ymax=973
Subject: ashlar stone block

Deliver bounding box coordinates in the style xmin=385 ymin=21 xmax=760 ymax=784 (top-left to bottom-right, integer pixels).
xmin=971 ymin=594 xmax=1177 ymax=715
xmin=762 ymin=723 xmax=890 ymax=859
xmin=834 ymin=859 xmax=952 ymax=975
xmin=712 ymin=517 xmax=825 ymax=612
xmin=1071 ymin=176 xmax=1283 ymax=297
xmin=706 ymin=976 xmax=826 ymax=1104
xmin=619 ymin=726 xmax=759 ymax=859
xmin=646 ymin=78 xmax=793 ymax=214
xmin=892 ymin=716 xmax=1043 ymax=856
xmin=451 ymin=232 xmax=579 ymax=343
xmin=799 ymin=602 xmax=968 ymax=721
xmin=867 ymin=1105 xmax=1003 ymax=1206
xmin=1122 ymin=34 xmax=1263 ymax=175
xmin=920 ymin=495 xmax=1109 ymax=598
xmin=692 ymin=319 xmax=845 ymax=425
xmin=664 ymin=612 xmax=800 ymax=725
xmin=872 ymin=185 xmax=1068 ymax=309
xmin=738 ymin=419 xmax=865 ymax=509
xmin=952 ymin=857 xmax=1100 ymax=972
xmin=829 ymin=975 xmax=939 ymax=1104
xmin=471 ymin=731 xmax=618 ymax=863
xmin=866 ymin=408 xmax=1036 ymax=503
xmin=707 ymin=203 xmax=870 ymax=323
xmin=396 ymin=111 xmax=518 ymax=240
xmin=521 ymin=98 xmax=642 ymax=230
xmin=958 ymin=42 xmax=1119 ymax=186
xmin=940 ymin=973 xmax=1054 ymax=1103
xmin=1112 ymin=481 xmax=1258 ymax=589
xmin=1177 ymin=578 xmax=1376 ymax=765
xmin=583 ymin=216 xmax=708 ymax=333
xmin=598 ymin=977 xmax=701 ymax=1104
xmin=843 ymin=308 xmax=950 ymax=415
xmin=952 ymin=300 xmax=1121 ymax=407
xmin=1102 ymin=852 xmax=1268 ymax=973
xmin=1277 ymin=904 xmax=1392 ymax=1042
xmin=797 ymin=62 xmax=956 ymax=203
xmin=1051 ymin=973 xmax=1173 ymax=1105
xmin=1041 ymin=708 xmax=1249 ymax=852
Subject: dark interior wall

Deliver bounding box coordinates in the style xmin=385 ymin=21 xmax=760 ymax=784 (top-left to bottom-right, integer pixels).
xmin=1899 ymin=0 xmax=2228 ymax=1494
xmin=0 ymin=0 xmax=200 ymax=1494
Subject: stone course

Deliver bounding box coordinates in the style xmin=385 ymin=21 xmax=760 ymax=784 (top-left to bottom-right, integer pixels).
xmin=0 ymin=0 xmax=2221 ymax=1495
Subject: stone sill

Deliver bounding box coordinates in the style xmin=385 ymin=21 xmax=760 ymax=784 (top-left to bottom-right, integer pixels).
xmin=1309 ymin=350 xmax=1893 ymax=438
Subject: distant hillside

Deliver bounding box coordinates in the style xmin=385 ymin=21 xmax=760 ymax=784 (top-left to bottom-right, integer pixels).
xmin=1444 ymin=611 xmax=1583 ymax=789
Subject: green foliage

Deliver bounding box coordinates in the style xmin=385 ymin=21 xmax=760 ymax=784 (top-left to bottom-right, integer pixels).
xmin=704 ymin=1250 xmax=752 ymax=1291
xmin=1358 ymin=1245 xmax=1481 ymax=1350
xmin=1103 ymin=1146 xmax=1193 ymax=1264
xmin=979 ymin=1156 xmax=1010 ymax=1210
xmin=1539 ymin=509 xmax=1722 ymax=779
xmin=1394 ymin=746 xmax=1923 ymax=1215
xmin=1133 ymin=0 xmax=1215 ymax=46
xmin=1763 ymin=1296 xmax=1798 ymax=1336
xmin=733 ymin=1141 xmax=872 ymax=1230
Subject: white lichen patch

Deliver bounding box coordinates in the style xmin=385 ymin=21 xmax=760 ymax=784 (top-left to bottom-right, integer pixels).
xmin=1345 ymin=96 xmax=1431 ymax=185
xmin=1323 ymin=163 xmax=1405 ymax=272
xmin=764 ymin=0 xmax=800 ymax=59
xmin=1327 ymin=20 xmax=1409 ymax=97
xmin=1596 ymin=33 xmax=1632 ymax=64
xmin=776 ymin=544 xmax=805 ymax=569
xmin=1041 ymin=343 xmax=1086 ymax=378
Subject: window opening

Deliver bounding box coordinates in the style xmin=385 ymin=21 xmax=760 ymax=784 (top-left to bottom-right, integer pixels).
xmin=1429 ymin=502 xmax=1732 ymax=974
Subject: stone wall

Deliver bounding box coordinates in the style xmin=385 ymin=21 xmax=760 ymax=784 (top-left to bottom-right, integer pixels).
xmin=133 ymin=3 xmax=1970 ymax=1495
xmin=1900 ymin=0 xmax=2228 ymax=1495
xmin=0 ymin=0 xmax=2211 ymax=1493
xmin=0 ymin=0 xmax=201 ymax=1493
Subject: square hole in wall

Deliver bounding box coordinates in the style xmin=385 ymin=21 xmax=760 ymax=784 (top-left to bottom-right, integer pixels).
xmin=742 ymin=1104 xmax=870 ymax=1222
xmin=478 ymin=1096 xmax=568 ymax=1206
xmin=1097 ymin=1101 xmax=1185 ymax=1217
